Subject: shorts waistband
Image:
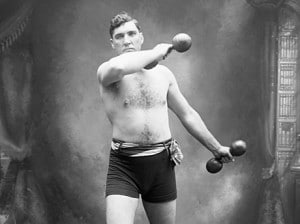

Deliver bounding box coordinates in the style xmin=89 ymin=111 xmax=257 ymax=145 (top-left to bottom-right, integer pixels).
xmin=111 ymin=138 xmax=173 ymax=157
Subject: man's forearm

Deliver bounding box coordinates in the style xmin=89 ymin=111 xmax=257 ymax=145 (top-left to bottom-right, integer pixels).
xmin=109 ymin=49 xmax=159 ymax=74
xmin=99 ymin=49 xmax=161 ymax=86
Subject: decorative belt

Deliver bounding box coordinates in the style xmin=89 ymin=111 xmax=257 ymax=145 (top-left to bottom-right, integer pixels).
xmin=111 ymin=138 xmax=172 ymax=157
xmin=111 ymin=138 xmax=184 ymax=165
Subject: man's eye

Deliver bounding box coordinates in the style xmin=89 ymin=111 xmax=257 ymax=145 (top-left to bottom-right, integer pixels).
xmin=128 ymin=32 xmax=137 ymax=36
xmin=115 ymin=34 xmax=123 ymax=39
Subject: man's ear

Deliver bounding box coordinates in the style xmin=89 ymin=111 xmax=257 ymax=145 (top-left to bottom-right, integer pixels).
xmin=110 ymin=39 xmax=115 ymax=49
xmin=140 ymin=32 xmax=144 ymax=45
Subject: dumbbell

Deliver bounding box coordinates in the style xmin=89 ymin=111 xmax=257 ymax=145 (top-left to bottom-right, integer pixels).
xmin=144 ymin=33 xmax=192 ymax=69
xmin=206 ymin=140 xmax=247 ymax=174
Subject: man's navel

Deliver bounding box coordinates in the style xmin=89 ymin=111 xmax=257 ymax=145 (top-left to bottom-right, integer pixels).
xmin=124 ymin=98 xmax=130 ymax=107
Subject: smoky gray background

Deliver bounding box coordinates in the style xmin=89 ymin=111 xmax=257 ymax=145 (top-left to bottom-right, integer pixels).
xmin=27 ymin=0 xmax=265 ymax=223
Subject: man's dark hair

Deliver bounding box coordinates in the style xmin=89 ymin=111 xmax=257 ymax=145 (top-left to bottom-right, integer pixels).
xmin=109 ymin=11 xmax=141 ymax=38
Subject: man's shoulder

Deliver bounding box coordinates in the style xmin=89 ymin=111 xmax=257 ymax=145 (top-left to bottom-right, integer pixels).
xmin=153 ymin=64 xmax=172 ymax=77
xmin=156 ymin=64 xmax=176 ymax=81
xmin=156 ymin=64 xmax=171 ymax=72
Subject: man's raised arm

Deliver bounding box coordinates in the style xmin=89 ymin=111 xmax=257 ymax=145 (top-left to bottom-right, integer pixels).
xmin=97 ymin=44 xmax=172 ymax=86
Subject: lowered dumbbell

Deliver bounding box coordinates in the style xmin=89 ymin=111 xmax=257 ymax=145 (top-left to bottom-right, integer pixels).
xmin=206 ymin=140 xmax=246 ymax=174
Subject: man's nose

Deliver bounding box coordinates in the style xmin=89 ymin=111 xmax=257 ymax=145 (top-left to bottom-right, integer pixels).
xmin=123 ymin=34 xmax=131 ymax=45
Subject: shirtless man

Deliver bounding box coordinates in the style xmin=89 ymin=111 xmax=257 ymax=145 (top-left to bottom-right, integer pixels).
xmin=97 ymin=12 xmax=233 ymax=224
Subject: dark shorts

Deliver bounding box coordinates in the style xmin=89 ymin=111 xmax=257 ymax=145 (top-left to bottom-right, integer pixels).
xmin=105 ymin=141 xmax=177 ymax=203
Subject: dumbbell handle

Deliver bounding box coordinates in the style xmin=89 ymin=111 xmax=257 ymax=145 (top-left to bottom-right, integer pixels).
xmin=144 ymin=46 xmax=174 ymax=70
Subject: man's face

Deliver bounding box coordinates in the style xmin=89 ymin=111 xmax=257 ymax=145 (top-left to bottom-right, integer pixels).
xmin=111 ymin=21 xmax=144 ymax=55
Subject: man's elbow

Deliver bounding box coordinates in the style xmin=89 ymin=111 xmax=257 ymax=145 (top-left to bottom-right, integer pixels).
xmin=99 ymin=62 xmax=124 ymax=86
xmin=181 ymin=109 xmax=198 ymax=124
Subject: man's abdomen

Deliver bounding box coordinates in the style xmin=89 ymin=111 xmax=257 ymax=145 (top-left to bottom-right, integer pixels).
xmin=111 ymin=108 xmax=171 ymax=144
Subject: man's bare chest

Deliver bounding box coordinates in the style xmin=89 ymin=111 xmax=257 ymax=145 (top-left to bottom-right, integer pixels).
xmin=106 ymin=73 xmax=169 ymax=109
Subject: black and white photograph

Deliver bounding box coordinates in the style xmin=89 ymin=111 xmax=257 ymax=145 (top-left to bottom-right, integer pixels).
xmin=0 ymin=0 xmax=299 ymax=223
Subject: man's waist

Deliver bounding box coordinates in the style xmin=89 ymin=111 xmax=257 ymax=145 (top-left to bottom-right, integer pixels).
xmin=111 ymin=138 xmax=173 ymax=157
